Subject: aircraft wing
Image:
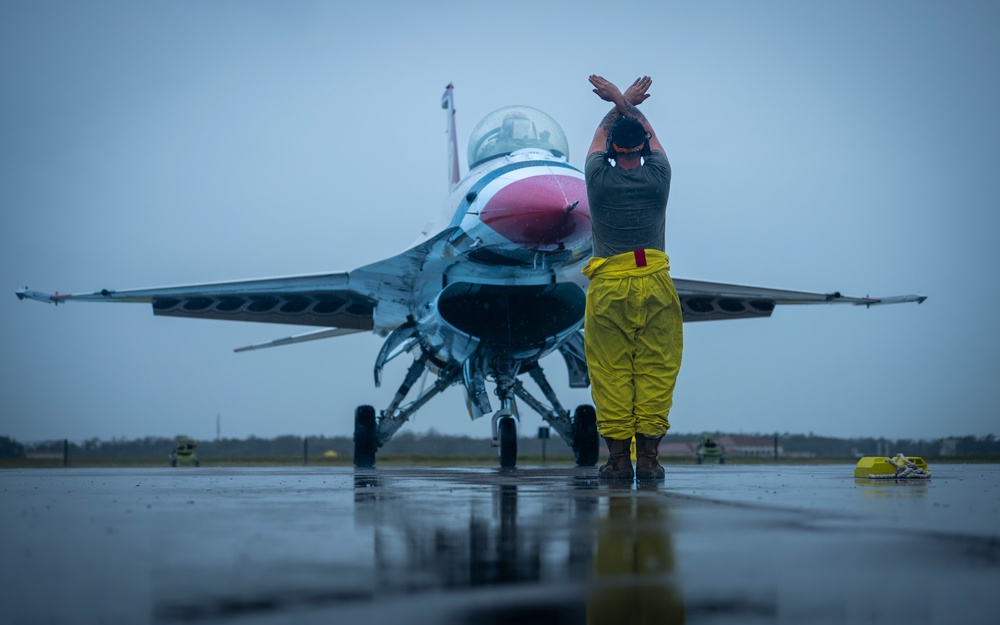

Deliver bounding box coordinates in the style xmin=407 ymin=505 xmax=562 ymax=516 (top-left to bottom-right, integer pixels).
xmin=15 ymin=228 xmax=460 ymax=335
xmin=673 ymin=278 xmax=927 ymax=322
xmin=15 ymin=272 xmax=376 ymax=330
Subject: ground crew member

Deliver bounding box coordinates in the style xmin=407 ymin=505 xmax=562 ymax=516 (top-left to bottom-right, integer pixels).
xmin=583 ymin=75 xmax=683 ymax=481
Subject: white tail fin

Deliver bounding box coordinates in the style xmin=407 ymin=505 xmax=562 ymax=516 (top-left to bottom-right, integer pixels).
xmin=442 ymin=83 xmax=460 ymax=188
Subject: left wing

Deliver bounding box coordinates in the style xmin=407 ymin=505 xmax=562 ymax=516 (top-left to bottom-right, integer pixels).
xmin=674 ymin=278 xmax=926 ymax=322
xmin=16 ymin=273 xmax=376 ymax=330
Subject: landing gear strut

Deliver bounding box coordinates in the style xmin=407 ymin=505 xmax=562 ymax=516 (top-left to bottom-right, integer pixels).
xmin=353 ymin=354 xmax=464 ymax=467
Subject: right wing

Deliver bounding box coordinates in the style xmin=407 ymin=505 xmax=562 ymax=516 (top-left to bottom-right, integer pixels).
xmin=674 ymin=278 xmax=926 ymax=322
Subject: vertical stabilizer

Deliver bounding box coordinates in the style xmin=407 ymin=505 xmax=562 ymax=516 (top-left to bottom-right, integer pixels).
xmin=442 ymin=83 xmax=460 ymax=188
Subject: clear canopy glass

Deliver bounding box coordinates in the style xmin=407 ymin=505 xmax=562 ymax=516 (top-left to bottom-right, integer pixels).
xmin=467 ymin=105 xmax=568 ymax=168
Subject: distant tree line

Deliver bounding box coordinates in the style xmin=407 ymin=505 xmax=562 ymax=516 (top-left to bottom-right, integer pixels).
xmin=0 ymin=436 xmax=25 ymax=458
xmin=3 ymin=432 xmax=998 ymax=459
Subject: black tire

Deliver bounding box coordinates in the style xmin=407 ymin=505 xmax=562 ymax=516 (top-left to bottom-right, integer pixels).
xmin=498 ymin=417 xmax=517 ymax=468
xmin=572 ymin=404 xmax=599 ymax=466
xmin=354 ymin=405 xmax=377 ymax=468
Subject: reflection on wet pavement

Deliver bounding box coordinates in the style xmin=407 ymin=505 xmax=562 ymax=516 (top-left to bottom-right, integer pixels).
xmin=352 ymin=470 xmax=700 ymax=624
xmin=2 ymin=465 xmax=998 ymax=624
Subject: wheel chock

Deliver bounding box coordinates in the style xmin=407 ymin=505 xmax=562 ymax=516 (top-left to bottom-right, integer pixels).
xmin=854 ymin=454 xmax=930 ymax=479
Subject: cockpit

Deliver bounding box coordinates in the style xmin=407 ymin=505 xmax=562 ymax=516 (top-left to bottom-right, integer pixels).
xmin=467 ymin=106 xmax=569 ymax=169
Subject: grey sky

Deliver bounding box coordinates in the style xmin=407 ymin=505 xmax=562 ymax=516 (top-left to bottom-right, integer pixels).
xmin=2 ymin=0 xmax=997 ymax=443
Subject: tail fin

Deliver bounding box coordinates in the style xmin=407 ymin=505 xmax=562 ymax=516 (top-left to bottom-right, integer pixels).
xmin=442 ymin=83 xmax=460 ymax=188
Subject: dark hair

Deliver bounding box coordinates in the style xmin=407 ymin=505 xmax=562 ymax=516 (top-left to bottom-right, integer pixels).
xmin=607 ymin=117 xmax=650 ymax=158
xmin=610 ymin=117 xmax=646 ymax=148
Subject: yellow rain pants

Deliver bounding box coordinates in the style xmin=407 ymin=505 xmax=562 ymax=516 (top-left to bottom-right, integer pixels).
xmin=583 ymin=249 xmax=683 ymax=441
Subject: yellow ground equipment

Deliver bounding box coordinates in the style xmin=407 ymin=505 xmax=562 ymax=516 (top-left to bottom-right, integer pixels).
xmin=854 ymin=454 xmax=929 ymax=479
xmin=696 ymin=436 xmax=726 ymax=464
xmin=170 ymin=437 xmax=200 ymax=467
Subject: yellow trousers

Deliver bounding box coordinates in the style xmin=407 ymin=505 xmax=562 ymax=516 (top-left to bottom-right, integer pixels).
xmin=583 ymin=250 xmax=683 ymax=440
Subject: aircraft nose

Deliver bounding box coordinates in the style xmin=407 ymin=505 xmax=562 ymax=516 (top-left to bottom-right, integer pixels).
xmin=480 ymin=174 xmax=591 ymax=251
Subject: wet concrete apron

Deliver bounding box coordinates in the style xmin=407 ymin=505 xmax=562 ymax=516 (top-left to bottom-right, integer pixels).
xmin=2 ymin=465 xmax=998 ymax=624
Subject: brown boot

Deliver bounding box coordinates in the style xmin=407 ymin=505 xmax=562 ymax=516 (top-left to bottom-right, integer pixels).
xmin=598 ymin=437 xmax=634 ymax=481
xmin=635 ymin=434 xmax=665 ymax=481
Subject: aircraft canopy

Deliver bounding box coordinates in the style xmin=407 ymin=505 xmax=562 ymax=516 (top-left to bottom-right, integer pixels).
xmin=467 ymin=106 xmax=568 ymax=168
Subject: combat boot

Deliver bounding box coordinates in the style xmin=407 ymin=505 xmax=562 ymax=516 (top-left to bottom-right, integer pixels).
xmin=598 ymin=437 xmax=634 ymax=481
xmin=635 ymin=434 xmax=665 ymax=481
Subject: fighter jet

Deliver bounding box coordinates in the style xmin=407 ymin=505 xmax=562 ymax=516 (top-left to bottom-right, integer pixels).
xmin=16 ymin=85 xmax=926 ymax=468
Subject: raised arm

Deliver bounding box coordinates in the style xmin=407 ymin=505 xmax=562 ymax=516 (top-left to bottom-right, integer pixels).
xmin=588 ymin=106 xmax=621 ymax=157
xmin=587 ymin=75 xmax=663 ymax=156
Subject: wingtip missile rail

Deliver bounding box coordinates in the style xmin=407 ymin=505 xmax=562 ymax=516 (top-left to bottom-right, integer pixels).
xmin=15 ymin=289 xmax=63 ymax=304
xmin=854 ymin=294 xmax=928 ymax=307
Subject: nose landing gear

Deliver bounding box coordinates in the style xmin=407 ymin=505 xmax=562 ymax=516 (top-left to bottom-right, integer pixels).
xmin=495 ymin=411 xmax=517 ymax=468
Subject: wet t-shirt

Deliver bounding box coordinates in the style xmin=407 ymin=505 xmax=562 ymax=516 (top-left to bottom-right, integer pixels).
xmin=584 ymin=150 xmax=671 ymax=259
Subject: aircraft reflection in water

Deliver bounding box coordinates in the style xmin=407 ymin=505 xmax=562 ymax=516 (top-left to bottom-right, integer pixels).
xmin=17 ymin=85 xmax=926 ymax=468
xmin=352 ymin=473 xmax=686 ymax=623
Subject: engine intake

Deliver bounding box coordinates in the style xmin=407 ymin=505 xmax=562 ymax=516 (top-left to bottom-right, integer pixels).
xmin=437 ymin=282 xmax=584 ymax=347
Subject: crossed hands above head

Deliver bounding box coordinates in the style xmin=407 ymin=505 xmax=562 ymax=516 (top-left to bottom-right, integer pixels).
xmin=624 ymin=76 xmax=652 ymax=105
xmin=589 ymin=75 xmax=652 ymax=106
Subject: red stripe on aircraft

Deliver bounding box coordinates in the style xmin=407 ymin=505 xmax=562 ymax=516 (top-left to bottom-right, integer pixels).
xmin=480 ymin=175 xmax=590 ymax=249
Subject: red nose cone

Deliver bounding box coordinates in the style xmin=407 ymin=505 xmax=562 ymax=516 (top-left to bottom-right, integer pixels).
xmin=480 ymin=175 xmax=591 ymax=251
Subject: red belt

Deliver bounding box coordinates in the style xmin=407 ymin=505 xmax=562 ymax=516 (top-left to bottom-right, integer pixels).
xmin=633 ymin=249 xmax=647 ymax=267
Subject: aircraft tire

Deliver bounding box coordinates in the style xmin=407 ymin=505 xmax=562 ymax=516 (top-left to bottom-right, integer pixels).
xmin=572 ymin=404 xmax=599 ymax=466
xmin=497 ymin=417 xmax=517 ymax=468
xmin=354 ymin=405 xmax=377 ymax=468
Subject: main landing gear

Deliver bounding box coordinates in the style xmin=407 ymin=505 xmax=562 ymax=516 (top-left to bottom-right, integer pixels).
xmin=353 ymin=405 xmax=377 ymax=468
xmin=571 ymin=404 xmax=599 ymax=466
xmin=354 ymin=398 xmax=598 ymax=470
xmin=352 ymin=354 xmax=599 ymax=470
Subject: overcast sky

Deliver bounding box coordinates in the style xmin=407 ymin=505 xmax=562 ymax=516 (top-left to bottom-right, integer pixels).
xmin=2 ymin=0 xmax=997 ymax=444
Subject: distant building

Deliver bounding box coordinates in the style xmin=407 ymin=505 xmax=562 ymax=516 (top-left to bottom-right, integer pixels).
xmin=661 ymin=442 xmax=698 ymax=456
xmin=717 ymin=436 xmax=783 ymax=458
xmin=939 ymin=438 xmax=959 ymax=457
xmin=25 ymin=450 xmax=62 ymax=460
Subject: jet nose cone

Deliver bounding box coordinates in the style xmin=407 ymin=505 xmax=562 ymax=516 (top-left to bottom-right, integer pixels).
xmin=481 ymin=174 xmax=591 ymax=252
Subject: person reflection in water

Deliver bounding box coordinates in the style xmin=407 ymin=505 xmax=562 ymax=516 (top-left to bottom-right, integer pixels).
xmin=588 ymin=490 xmax=685 ymax=624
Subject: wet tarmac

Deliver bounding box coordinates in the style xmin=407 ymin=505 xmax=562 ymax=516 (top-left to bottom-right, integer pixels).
xmin=2 ymin=463 xmax=998 ymax=624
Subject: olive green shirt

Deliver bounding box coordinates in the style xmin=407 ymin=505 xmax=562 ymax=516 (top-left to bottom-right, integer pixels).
xmin=584 ymin=150 xmax=671 ymax=258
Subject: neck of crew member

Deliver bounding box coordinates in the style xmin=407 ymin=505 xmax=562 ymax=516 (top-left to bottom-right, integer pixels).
xmin=615 ymin=151 xmax=642 ymax=170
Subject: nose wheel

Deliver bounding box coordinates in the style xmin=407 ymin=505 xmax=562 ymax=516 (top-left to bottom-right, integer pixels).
xmin=497 ymin=414 xmax=518 ymax=468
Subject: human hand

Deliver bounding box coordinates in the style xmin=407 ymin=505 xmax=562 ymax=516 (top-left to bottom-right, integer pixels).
xmin=623 ymin=76 xmax=652 ymax=106
xmin=589 ymin=75 xmax=623 ymax=103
